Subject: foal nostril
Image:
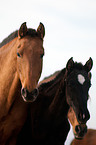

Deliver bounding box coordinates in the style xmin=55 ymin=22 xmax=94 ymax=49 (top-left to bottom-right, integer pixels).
xmin=82 ymin=114 xmax=85 ymax=120
xmin=78 ymin=112 xmax=86 ymax=122
xmin=78 ymin=111 xmax=90 ymax=123
xmin=75 ymin=125 xmax=81 ymax=134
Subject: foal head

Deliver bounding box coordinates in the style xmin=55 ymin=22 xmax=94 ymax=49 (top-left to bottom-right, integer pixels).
xmin=68 ymin=107 xmax=87 ymax=139
xmin=17 ymin=22 xmax=45 ymax=102
xmin=65 ymin=57 xmax=93 ymax=137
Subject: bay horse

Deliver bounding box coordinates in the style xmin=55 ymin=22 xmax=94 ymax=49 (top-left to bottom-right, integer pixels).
xmin=0 ymin=22 xmax=45 ymax=145
xmin=16 ymin=57 xmax=93 ymax=145
xmin=71 ymin=129 xmax=96 ymax=145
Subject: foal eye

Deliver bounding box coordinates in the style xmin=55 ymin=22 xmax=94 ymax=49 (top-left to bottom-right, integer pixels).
xmin=40 ymin=53 xmax=44 ymax=58
xmin=17 ymin=52 xmax=21 ymax=57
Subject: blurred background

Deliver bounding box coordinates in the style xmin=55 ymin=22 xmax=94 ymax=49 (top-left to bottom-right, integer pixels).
xmin=0 ymin=0 xmax=96 ymax=144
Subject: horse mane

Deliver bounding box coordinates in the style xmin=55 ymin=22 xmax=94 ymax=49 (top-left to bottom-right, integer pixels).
xmin=39 ymin=68 xmax=66 ymax=91
xmin=0 ymin=31 xmax=18 ymax=48
xmin=0 ymin=28 xmax=39 ymax=48
xmin=43 ymin=71 xmax=60 ymax=80
xmin=39 ymin=62 xmax=84 ymax=91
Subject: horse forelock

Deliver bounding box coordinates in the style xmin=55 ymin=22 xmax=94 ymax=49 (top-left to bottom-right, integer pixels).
xmin=39 ymin=62 xmax=87 ymax=91
xmin=73 ymin=62 xmax=84 ymax=70
xmin=66 ymin=62 xmax=87 ymax=77
xmin=38 ymin=62 xmax=89 ymax=97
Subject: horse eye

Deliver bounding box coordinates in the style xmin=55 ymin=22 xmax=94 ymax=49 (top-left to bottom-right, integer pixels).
xmin=40 ymin=53 xmax=44 ymax=58
xmin=18 ymin=44 xmax=21 ymax=48
xmin=17 ymin=52 xmax=21 ymax=57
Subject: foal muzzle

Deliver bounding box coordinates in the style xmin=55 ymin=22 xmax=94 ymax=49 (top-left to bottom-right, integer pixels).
xmin=21 ymin=88 xmax=39 ymax=102
xmin=74 ymin=124 xmax=87 ymax=139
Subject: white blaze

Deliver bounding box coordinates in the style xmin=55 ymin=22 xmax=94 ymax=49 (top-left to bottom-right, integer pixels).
xmin=77 ymin=74 xmax=85 ymax=85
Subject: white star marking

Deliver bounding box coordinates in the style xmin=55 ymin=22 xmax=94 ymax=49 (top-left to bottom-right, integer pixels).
xmin=77 ymin=74 xmax=85 ymax=85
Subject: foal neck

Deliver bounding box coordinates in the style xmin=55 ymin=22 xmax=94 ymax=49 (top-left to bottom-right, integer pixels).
xmin=48 ymin=76 xmax=69 ymax=118
xmin=39 ymin=68 xmax=69 ymax=122
xmin=39 ymin=68 xmax=66 ymax=96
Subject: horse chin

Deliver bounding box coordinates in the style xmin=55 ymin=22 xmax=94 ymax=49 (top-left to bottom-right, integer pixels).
xmin=21 ymin=94 xmax=37 ymax=102
xmin=74 ymin=131 xmax=87 ymax=140
xmin=74 ymin=134 xmax=84 ymax=140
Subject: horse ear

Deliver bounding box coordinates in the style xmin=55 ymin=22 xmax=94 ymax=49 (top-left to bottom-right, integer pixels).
xmin=37 ymin=22 xmax=45 ymax=39
xmin=84 ymin=57 xmax=93 ymax=72
xmin=18 ymin=22 xmax=28 ymax=38
xmin=66 ymin=57 xmax=74 ymax=71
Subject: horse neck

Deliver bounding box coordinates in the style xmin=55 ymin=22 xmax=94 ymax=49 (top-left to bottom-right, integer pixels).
xmin=0 ymin=37 xmax=18 ymax=83
xmin=39 ymin=69 xmax=65 ymax=97
xmin=0 ymin=38 xmax=21 ymax=115
xmin=40 ymin=69 xmax=69 ymax=121
xmin=48 ymin=78 xmax=69 ymax=117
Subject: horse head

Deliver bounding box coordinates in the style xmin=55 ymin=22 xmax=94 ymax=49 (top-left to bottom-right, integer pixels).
xmin=17 ymin=22 xmax=45 ymax=102
xmin=65 ymin=57 xmax=93 ymax=138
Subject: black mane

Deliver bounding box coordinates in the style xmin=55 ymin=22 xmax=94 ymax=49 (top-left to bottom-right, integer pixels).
xmin=39 ymin=62 xmax=85 ymax=91
xmin=0 ymin=28 xmax=39 ymax=48
xmin=39 ymin=68 xmax=66 ymax=91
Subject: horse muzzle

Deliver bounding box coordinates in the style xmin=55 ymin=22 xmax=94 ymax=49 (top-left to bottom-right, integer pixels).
xmin=78 ymin=109 xmax=90 ymax=124
xmin=74 ymin=124 xmax=87 ymax=139
xmin=21 ymin=88 xmax=39 ymax=102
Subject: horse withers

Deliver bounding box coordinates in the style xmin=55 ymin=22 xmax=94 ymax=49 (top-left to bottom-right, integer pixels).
xmin=17 ymin=57 xmax=93 ymax=145
xmin=0 ymin=22 xmax=45 ymax=145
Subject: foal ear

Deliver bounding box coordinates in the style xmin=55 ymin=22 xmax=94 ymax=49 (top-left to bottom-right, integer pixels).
xmin=18 ymin=22 xmax=28 ymax=38
xmin=84 ymin=57 xmax=93 ymax=72
xmin=37 ymin=22 xmax=45 ymax=39
xmin=66 ymin=57 xmax=74 ymax=71
xmin=88 ymin=72 xmax=92 ymax=80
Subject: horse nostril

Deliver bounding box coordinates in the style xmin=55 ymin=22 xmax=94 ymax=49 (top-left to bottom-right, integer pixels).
xmin=21 ymin=87 xmax=39 ymax=102
xmin=75 ymin=125 xmax=81 ymax=134
xmin=78 ymin=112 xmax=86 ymax=122
xmin=75 ymin=125 xmax=87 ymax=138
xmin=32 ymin=88 xmax=39 ymax=97
xmin=21 ymin=88 xmax=27 ymax=97
xmin=83 ymin=114 xmax=85 ymax=120
xmin=78 ymin=111 xmax=90 ymax=123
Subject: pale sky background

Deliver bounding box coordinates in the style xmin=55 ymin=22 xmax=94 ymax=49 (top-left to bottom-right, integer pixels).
xmin=0 ymin=0 xmax=96 ymax=144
